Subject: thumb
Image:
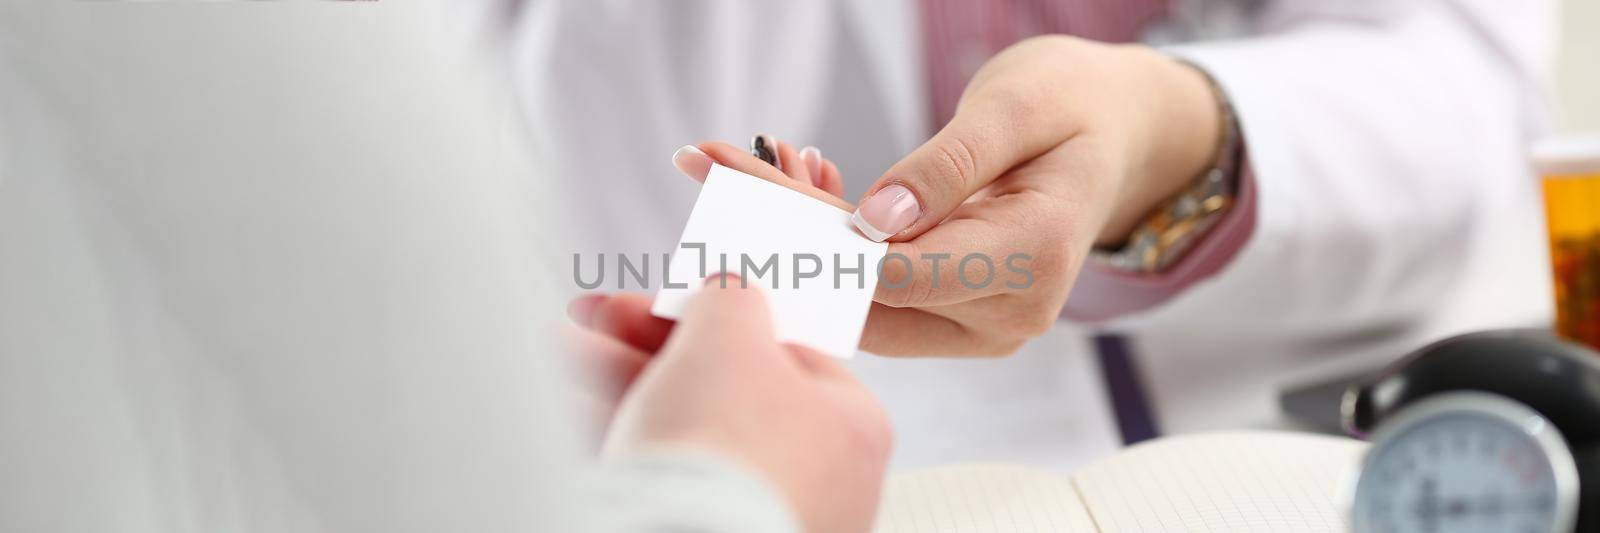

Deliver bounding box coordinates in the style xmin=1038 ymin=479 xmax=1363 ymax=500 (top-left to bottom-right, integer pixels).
xmin=850 ymin=96 xmax=1064 ymax=242
xmin=661 ymin=274 xmax=779 ymax=361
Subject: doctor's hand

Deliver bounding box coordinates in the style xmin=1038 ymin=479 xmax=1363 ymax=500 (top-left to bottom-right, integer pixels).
xmin=583 ymin=276 xmax=893 ymax=533
xmin=845 ymin=37 xmax=1224 ymax=355
xmin=675 ymin=37 xmax=1224 ymax=356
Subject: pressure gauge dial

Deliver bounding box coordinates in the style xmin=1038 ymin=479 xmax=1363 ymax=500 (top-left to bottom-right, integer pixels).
xmin=1351 ymin=391 xmax=1580 ymax=533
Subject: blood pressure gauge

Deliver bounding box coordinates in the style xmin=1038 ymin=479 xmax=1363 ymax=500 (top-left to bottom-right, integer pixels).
xmin=1343 ymin=331 xmax=1600 ymax=533
xmin=1351 ymin=391 xmax=1579 ymax=533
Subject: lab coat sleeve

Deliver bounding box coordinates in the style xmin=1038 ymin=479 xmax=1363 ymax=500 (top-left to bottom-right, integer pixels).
xmin=1081 ymin=0 xmax=1554 ymax=333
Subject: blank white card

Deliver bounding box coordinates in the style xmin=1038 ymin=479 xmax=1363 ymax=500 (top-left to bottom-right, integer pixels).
xmin=652 ymin=164 xmax=887 ymax=358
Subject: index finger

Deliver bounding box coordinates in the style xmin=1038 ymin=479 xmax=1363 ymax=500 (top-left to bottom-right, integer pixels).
xmin=873 ymin=174 xmax=1080 ymax=308
xmin=874 ymin=214 xmax=1044 ymax=308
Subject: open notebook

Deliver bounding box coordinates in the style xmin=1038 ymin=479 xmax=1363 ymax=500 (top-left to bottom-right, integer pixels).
xmin=874 ymin=431 xmax=1366 ymax=533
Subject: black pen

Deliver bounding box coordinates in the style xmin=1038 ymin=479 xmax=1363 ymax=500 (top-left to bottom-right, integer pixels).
xmin=751 ymin=134 xmax=780 ymax=170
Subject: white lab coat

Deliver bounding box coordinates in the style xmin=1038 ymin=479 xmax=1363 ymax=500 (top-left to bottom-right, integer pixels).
xmin=512 ymin=0 xmax=1557 ymax=470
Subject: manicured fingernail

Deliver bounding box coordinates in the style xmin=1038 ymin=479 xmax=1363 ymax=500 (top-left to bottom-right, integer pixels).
xmin=672 ymin=145 xmax=714 ymax=182
xmin=800 ymin=146 xmax=823 ymax=186
xmin=851 ymin=184 xmax=920 ymax=242
xmin=567 ymin=294 xmax=605 ymax=326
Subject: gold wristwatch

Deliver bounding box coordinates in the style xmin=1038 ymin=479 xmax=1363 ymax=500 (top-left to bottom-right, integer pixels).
xmin=1094 ymin=63 xmax=1241 ymax=274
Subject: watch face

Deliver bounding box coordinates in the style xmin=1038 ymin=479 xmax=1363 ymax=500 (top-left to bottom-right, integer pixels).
xmin=1351 ymin=392 xmax=1580 ymax=533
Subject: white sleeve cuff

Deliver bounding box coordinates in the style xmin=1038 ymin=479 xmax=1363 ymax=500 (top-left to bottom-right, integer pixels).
xmin=590 ymin=448 xmax=799 ymax=533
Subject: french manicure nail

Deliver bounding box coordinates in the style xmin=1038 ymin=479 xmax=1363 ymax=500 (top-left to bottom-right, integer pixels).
xmin=851 ymin=184 xmax=921 ymax=242
xmin=672 ymin=145 xmax=714 ymax=182
xmin=800 ymin=146 xmax=823 ymax=186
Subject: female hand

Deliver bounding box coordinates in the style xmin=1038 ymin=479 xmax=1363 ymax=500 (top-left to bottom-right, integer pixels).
xmin=673 ymin=36 xmax=1223 ymax=356
xmin=847 ymin=37 xmax=1223 ymax=355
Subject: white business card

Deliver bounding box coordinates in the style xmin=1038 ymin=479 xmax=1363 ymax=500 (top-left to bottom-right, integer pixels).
xmin=652 ymin=164 xmax=887 ymax=358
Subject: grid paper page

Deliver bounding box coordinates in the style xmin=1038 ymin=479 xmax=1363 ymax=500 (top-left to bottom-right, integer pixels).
xmin=874 ymin=464 xmax=1098 ymax=533
xmin=1071 ymin=431 xmax=1365 ymax=533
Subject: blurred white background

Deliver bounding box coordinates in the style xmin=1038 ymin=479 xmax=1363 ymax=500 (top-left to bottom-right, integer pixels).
xmin=1557 ymin=0 xmax=1600 ymax=132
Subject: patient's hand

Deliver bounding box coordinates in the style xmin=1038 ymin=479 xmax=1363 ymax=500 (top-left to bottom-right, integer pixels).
xmin=560 ymin=293 xmax=671 ymax=435
xmin=577 ymin=276 xmax=892 ymax=533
